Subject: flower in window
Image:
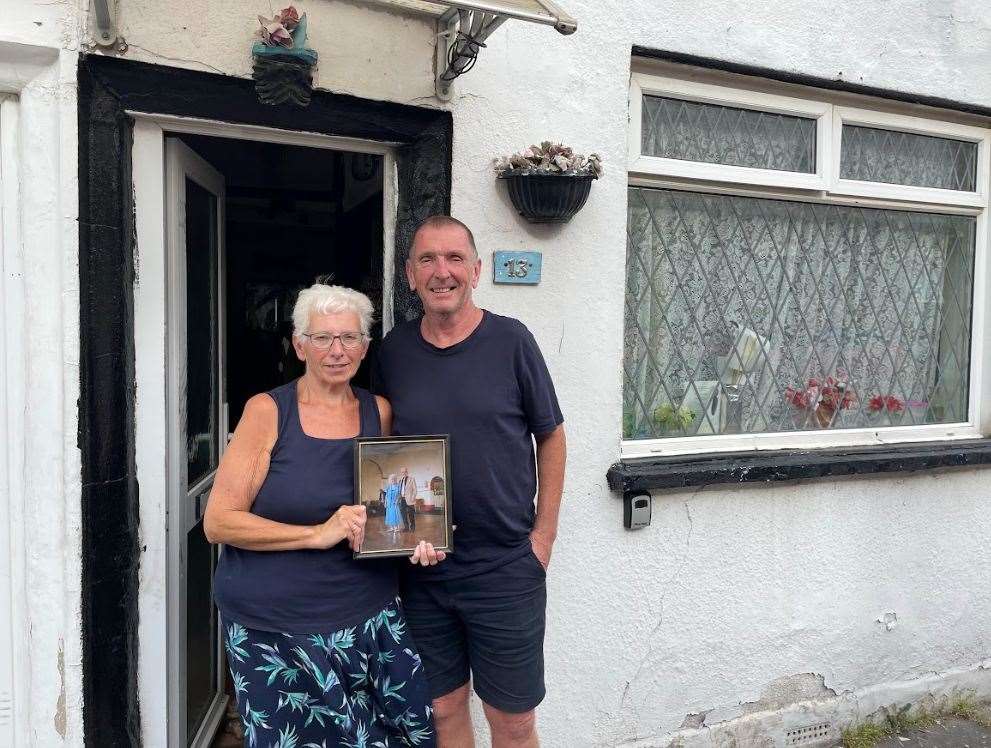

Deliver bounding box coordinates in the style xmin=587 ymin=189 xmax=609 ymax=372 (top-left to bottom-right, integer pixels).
xmin=784 ymin=375 xmax=856 ymax=428
xmin=867 ymin=394 xmax=905 ymax=413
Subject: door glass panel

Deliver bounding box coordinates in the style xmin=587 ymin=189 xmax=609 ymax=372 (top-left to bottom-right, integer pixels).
xmin=186 ymin=518 xmax=218 ymax=743
xmin=185 ymin=178 xmax=219 ymax=487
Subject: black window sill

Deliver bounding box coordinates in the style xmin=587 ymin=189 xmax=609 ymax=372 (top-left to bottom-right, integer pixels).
xmin=607 ymin=439 xmax=991 ymax=493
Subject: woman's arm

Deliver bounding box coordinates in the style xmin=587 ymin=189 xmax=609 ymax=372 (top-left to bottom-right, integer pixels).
xmin=376 ymin=395 xmax=392 ymax=436
xmin=204 ymin=393 xmax=365 ymax=551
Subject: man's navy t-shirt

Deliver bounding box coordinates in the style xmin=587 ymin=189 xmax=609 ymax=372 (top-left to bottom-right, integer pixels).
xmin=373 ymin=310 xmax=563 ymax=580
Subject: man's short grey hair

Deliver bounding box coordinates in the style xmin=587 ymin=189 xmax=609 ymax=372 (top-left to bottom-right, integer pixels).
xmin=411 ymin=215 xmax=478 ymax=259
xmin=292 ymin=283 xmax=375 ymax=338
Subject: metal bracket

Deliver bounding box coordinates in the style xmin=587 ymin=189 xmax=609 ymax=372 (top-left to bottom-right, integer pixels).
xmin=435 ymin=7 xmax=506 ymax=100
xmin=91 ymin=0 xmax=119 ymax=48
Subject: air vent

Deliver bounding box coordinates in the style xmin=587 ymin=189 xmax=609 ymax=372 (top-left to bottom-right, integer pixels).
xmin=785 ymin=722 xmax=831 ymax=745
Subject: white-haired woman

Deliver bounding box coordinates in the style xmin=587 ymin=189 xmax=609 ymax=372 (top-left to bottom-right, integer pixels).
xmin=384 ymin=473 xmax=403 ymax=538
xmin=206 ymin=283 xmax=441 ymax=748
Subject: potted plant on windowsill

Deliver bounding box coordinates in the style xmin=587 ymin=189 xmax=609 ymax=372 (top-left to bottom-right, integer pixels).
xmin=493 ymin=142 xmax=603 ymax=223
xmin=784 ymin=375 xmax=856 ymax=429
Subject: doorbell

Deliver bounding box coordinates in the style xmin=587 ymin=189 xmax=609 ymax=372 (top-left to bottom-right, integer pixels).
xmin=623 ymin=490 xmax=652 ymax=530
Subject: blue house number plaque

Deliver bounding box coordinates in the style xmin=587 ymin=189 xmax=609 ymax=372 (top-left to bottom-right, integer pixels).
xmin=493 ymin=251 xmax=542 ymax=285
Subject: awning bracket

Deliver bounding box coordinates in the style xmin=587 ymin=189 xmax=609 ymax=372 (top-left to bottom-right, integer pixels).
xmin=426 ymin=0 xmax=576 ymax=100
xmin=436 ymin=8 xmax=506 ymax=99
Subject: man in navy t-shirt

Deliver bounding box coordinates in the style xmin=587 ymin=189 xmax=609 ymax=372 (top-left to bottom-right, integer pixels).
xmin=374 ymin=215 xmax=566 ymax=746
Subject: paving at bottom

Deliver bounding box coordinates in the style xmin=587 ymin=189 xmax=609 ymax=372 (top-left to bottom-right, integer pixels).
xmin=872 ymin=717 xmax=991 ymax=747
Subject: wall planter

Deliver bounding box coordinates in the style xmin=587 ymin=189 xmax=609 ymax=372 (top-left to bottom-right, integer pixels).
xmin=499 ymin=173 xmax=595 ymax=223
xmin=494 ymin=142 xmax=602 ymax=224
xmin=253 ymin=6 xmax=317 ymax=107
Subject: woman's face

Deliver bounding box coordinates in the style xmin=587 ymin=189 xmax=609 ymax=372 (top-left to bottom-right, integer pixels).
xmin=293 ymin=310 xmax=368 ymax=387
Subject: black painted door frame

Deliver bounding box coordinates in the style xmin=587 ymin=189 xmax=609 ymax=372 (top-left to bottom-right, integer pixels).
xmin=77 ymin=54 xmax=451 ymax=747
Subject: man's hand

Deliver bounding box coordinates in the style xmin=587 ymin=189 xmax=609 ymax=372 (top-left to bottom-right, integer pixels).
xmin=409 ymin=540 xmax=446 ymax=566
xmin=529 ymin=530 xmax=555 ymax=570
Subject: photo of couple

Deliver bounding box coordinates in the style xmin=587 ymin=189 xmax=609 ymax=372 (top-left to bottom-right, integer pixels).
xmin=355 ymin=436 xmax=452 ymax=558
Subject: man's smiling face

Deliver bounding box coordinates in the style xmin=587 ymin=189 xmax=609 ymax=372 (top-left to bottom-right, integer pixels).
xmin=406 ymin=223 xmax=481 ymax=317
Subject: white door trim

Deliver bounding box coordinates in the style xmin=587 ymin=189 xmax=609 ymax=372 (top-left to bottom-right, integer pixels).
xmin=165 ymin=136 xmax=228 ymax=748
xmin=133 ymin=118 xmax=170 ymax=748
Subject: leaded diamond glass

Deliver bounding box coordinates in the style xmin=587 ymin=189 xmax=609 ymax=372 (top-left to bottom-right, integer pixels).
xmin=840 ymin=125 xmax=978 ymax=191
xmin=641 ymin=96 xmax=817 ymax=173
xmin=623 ymin=187 xmax=974 ymax=440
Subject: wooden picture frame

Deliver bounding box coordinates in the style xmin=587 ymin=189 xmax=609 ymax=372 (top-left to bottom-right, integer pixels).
xmin=353 ymin=435 xmax=453 ymax=559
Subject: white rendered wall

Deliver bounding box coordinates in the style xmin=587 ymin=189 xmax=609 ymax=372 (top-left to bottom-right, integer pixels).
xmin=105 ymin=0 xmax=991 ymax=745
xmin=0 ymin=0 xmax=83 ymax=745
xmin=116 ymin=0 xmax=436 ymax=103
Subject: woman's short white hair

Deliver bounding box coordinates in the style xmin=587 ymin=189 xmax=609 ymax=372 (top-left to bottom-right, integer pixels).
xmin=292 ymin=283 xmax=375 ymax=338
xmin=387 ymin=473 xmax=397 ymax=483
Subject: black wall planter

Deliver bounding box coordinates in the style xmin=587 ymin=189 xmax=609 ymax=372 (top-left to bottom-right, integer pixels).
xmin=500 ymin=174 xmax=594 ymax=223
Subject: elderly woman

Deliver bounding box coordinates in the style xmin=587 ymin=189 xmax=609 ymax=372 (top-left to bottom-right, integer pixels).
xmin=205 ymin=283 xmax=441 ymax=748
xmin=384 ymin=473 xmax=403 ymax=537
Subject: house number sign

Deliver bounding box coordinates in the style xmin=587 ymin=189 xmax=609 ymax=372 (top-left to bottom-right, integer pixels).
xmin=493 ymin=251 xmax=542 ymax=285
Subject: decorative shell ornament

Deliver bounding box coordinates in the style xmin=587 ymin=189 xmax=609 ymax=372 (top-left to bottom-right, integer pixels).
xmin=252 ymin=6 xmax=318 ymax=107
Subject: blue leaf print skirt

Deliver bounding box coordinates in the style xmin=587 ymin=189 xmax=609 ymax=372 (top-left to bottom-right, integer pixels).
xmin=223 ymin=598 xmax=435 ymax=748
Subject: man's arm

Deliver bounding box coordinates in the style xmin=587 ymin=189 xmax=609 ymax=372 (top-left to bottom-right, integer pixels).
xmin=530 ymin=424 xmax=566 ymax=569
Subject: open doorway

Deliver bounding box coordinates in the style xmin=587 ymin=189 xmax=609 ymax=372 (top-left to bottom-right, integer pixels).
xmin=179 ymin=132 xmax=386 ymax=424
xmin=164 ymin=131 xmax=387 ymax=748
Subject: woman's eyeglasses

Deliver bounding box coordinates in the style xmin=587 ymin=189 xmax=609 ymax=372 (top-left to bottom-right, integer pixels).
xmin=301 ymin=332 xmax=366 ymax=350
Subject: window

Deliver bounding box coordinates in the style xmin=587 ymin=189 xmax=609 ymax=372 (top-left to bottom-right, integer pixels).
xmin=624 ymin=71 xmax=991 ymax=458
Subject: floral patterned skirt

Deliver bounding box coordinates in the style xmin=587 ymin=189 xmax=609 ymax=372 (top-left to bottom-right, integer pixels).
xmin=222 ymin=598 xmax=435 ymax=747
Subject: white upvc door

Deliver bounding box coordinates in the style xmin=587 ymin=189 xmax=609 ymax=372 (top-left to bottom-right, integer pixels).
xmin=165 ymin=137 xmax=228 ymax=748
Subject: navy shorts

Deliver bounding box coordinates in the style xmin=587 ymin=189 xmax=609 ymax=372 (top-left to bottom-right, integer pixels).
xmin=400 ymin=549 xmax=547 ymax=714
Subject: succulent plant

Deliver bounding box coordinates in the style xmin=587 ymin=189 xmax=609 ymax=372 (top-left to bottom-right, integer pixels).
xmin=493 ymin=141 xmax=603 ymax=178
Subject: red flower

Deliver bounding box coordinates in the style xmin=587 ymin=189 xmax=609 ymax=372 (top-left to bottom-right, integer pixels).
xmin=868 ymin=394 xmax=904 ymax=413
xmin=277 ymin=6 xmax=300 ymax=30
xmin=785 ymin=374 xmax=855 ymax=413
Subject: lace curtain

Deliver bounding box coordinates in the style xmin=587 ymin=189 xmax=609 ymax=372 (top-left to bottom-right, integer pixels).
xmin=624 ymin=187 xmax=975 ymax=439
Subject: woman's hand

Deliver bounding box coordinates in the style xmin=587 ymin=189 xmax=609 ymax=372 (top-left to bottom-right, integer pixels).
xmin=310 ymin=505 xmax=367 ymax=551
xmin=409 ymin=541 xmax=446 ymax=566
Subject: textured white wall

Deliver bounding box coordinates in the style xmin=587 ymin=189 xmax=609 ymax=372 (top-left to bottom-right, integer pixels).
xmin=116 ymin=0 xmax=436 ymax=102
xmin=95 ymin=0 xmax=991 ymax=745
xmin=0 ymin=2 xmax=84 ymax=747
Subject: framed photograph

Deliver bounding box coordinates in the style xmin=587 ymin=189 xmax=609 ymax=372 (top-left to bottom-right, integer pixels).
xmin=353 ymin=435 xmax=453 ymax=559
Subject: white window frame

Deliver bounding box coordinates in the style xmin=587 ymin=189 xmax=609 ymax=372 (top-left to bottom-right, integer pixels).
xmin=624 ymin=71 xmax=991 ymax=459
xmin=830 ymin=105 xmax=990 ymax=208
xmin=629 ymin=74 xmax=832 ymax=191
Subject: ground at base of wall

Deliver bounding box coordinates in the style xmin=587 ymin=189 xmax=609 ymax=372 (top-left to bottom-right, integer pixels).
xmin=843 ymin=697 xmax=991 ymax=748
xmin=870 ymin=716 xmax=991 ymax=747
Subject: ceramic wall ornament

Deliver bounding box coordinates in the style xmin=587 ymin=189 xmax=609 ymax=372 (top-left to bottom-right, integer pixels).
xmin=252 ymin=6 xmax=318 ymax=107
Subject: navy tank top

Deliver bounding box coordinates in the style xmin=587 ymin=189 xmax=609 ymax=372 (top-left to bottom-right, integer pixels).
xmin=213 ymin=380 xmax=397 ymax=633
